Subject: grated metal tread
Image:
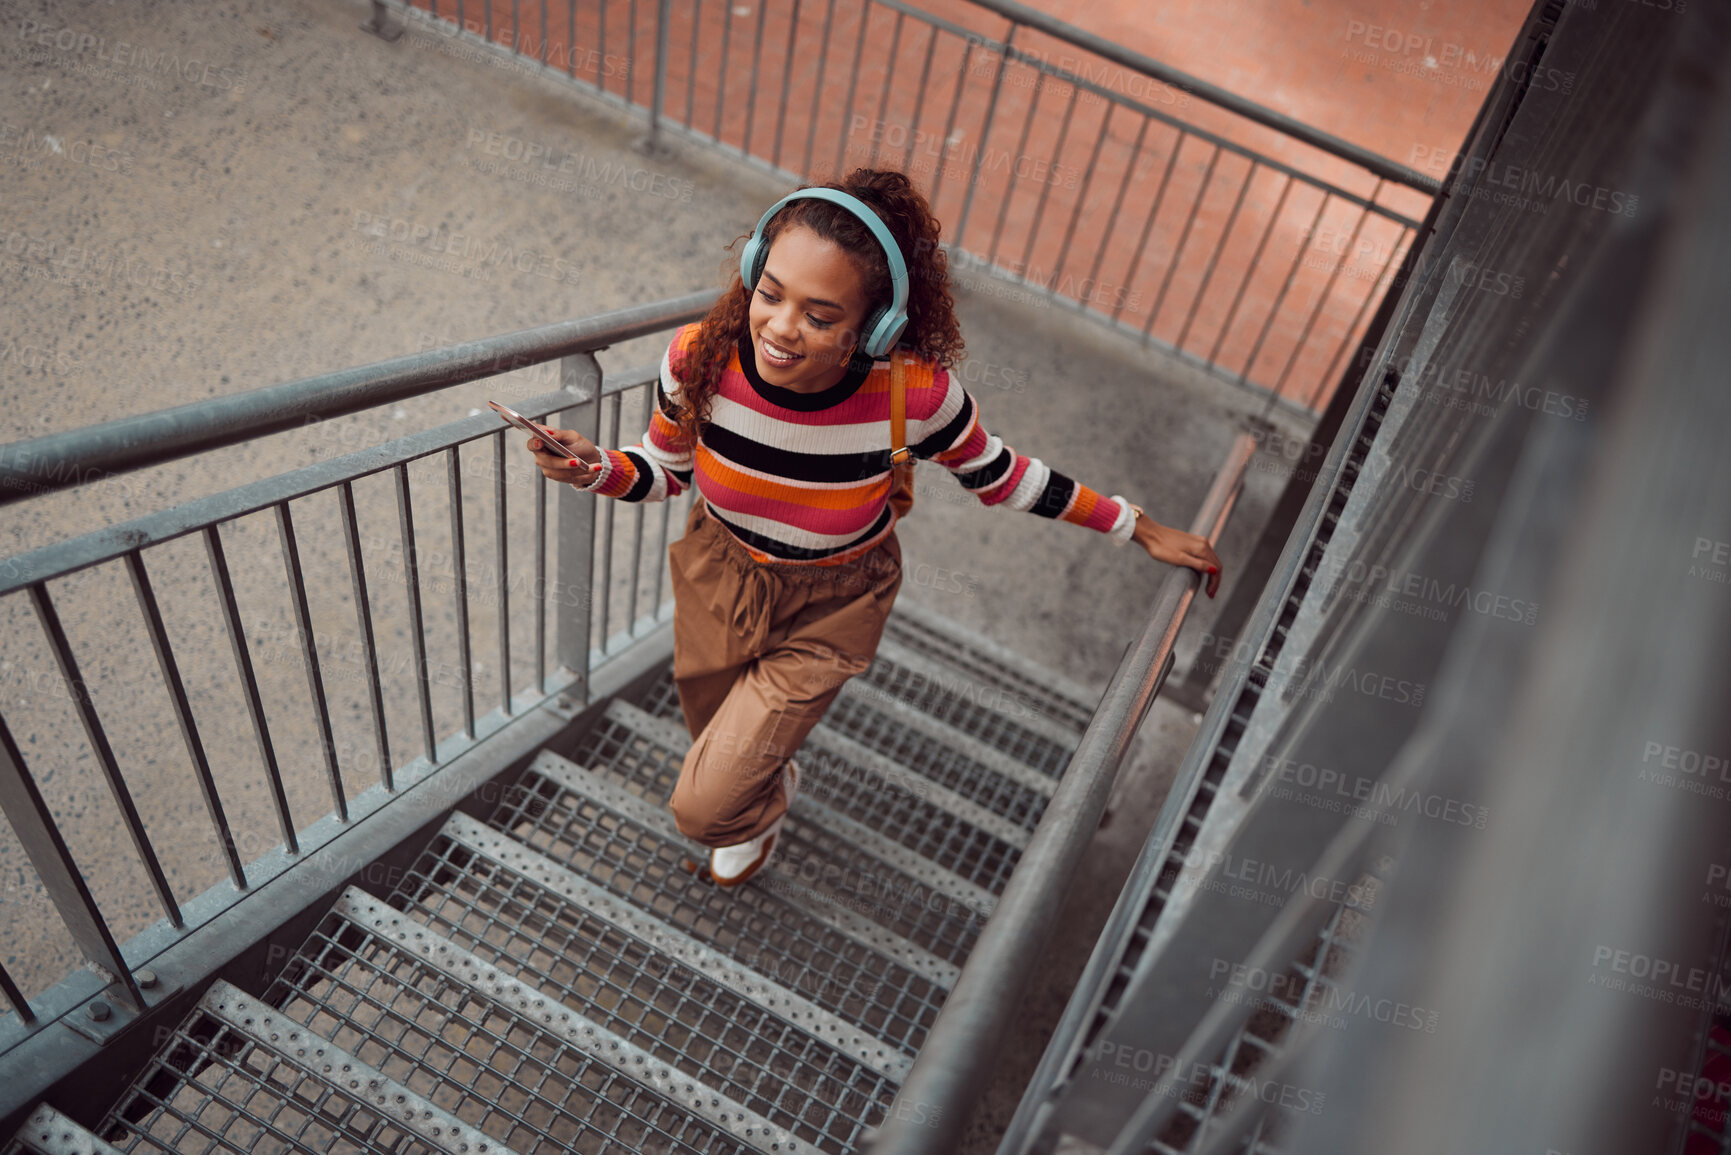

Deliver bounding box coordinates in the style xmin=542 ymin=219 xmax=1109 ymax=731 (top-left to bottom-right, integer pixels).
xmin=491 ymin=753 xmax=960 ymax=1044
xmin=400 ymin=811 xmax=915 ymax=1091
xmin=867 ymin=634 xmax=1087 ymax=754
xmin=597 ymin=699 xmax=1020 ymax=900
xmin=97 ymin=994 xmax=464 ymax=1154
xmin=882 ymin=599 xmax=1098 ymax=730
xmin=6 ymin=1106 xmax=124 ymax=1155
xmin=323 ymin=890 xmax=828 ymax=1154
xmin=640 ymin=669 xmax=1059 ymax=831
xmin=246 ymin=889 xmax=804 ymax=1154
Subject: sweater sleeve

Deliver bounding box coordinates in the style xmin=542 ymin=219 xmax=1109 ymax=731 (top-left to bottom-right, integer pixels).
xmin=568 ymin=325 xmax=698 ymax=502
xmin=910 ymin=364 xmax=1138 ymax=546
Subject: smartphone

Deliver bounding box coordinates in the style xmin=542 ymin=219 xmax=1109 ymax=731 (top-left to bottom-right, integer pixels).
xmin=488 ymin=400 xmax=599 ymax=471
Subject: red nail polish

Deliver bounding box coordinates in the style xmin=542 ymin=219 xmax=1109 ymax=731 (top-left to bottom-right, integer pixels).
xmin=569 ymin=459 xmax=581 ymax=467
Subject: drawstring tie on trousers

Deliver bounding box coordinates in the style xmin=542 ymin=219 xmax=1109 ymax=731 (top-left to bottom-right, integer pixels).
xmin=728 ymin=563 xmax=776 ymax=656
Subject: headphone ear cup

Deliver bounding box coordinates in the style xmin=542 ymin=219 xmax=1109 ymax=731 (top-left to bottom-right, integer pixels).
xmin=858 ymin=306 xmax=888 ymax=359
xmin=739 ymin=235 xmax=761 ymax=290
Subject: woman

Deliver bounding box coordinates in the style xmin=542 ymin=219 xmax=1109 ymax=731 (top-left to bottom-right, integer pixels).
xmin=525 ymin=168 xmax=1222 ymax=888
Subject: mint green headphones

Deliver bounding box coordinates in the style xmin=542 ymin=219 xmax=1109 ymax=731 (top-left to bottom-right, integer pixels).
xmin=739 ymin=187 xmax=910 ymax=358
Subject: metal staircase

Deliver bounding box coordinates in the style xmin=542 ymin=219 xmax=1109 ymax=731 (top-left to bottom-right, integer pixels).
xmin=3 ymin=600 xmax=1096 ymax=1155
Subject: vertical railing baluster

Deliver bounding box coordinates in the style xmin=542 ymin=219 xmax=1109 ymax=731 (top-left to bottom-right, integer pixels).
xmin=654 ymin=491 xmax=674 ymax=613
xmin=1232 ymin=188 xmax=1331 ymax=390
xmin=446 ymin=448 xmax=476 ymax=739
xmin=955 ymin=20 xmax=1015 ymax=250
xmin=599 ymin=0 xmax=609 ymax=92
xmin=901 ymin=24 xmax=939 ymax=178
xmin=713 ymin=0 xmax=733 ymax=140
xmin=555 ymin=354 xmax=603 ymax=702
xmin=597 ymin=393 xmax=623 ymax=652
xmin=1143 ymin=142 xmax=1222 ymax=340
xmin=1175 ymin=157 xmax=1258 ymax=351
xmin=276 ymin=502 xmax=348 ymax=820
xmin=929 ymin=35 xmax=974 ymax=207
xmin=0 ymin=714 xmax=142 ymax=1013
xmin=1316 ymin=224 xmax=1409 ymax=405
xmin=801 ymin=0 xmax=837 ymax=175
xmin=627 ymin=391 xmax=648 ymax=635
xmin=987 ymin=66 xmax=1045 ymax=265
xmin=540 ymin=0 xmax=548 ymax=66
xmin=1016 ymin=80 xmax=1080 ymax=283
xmin=125 ymin=550 xmax=246 ymax=890
xmin=649 ymin=0 xmax=672 ymax=147
xmin=0 ymin=958 xmax=32 ymax=1025
xmin=29 ymin=582 xmax=182 ymax=928
xmin=834 ymin=1 xmax=871 ymax=176
xmin=867 ymin=11 xmax=905 ymax=169
xmin=1271 ymin=191 xmax=1372 ymax=402
xmin=204 ymin=525 xmax=297 ymax=853
xmin=535 ymin=467 xmax=548 ymax=694
xmin=394 ymin=464 xmax=438 ymax=764
xmin=1082 ymin=112 xmax=1150 ymax=299
xmin=1045 ymin=94 xmax=1112 ymax=299
xmin=1115 ymin=127 xmax=1186 ymax=325
xmin=337 ymin=480 xmax=393 ymax=791
xmin=627 ymin=0 xmax=638 ymax=104
xmin=1206 ymin=173 xmax=1295 ymax=371
xmin=772 ymin=0 xmax=802 ymax=169
xmin=567 ymin=0 xmax=578 ymax=77
xmin=685 ymin=0 xmax=702 ymax=129
xmin=745 ymin=0 xmax=773 ymax=155
xmin=494 ymin=431 xmax=513 ymax=714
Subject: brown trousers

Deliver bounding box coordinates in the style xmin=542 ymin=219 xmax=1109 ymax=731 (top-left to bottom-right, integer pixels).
xmin=666 ymin=496 xmax=903 ymax=847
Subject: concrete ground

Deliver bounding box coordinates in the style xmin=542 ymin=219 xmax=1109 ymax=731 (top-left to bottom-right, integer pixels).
xmin=0 ymin=0 xmax=1507 ymax=1145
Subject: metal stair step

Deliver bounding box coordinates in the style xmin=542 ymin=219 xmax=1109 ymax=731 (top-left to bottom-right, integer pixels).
xmin=488 ymin=753 xmax=960 ymax=1054
xmin=598 ymin=699 xmax=1018 ymax=901
xmin=828 ymin=681 xmax=1061 ymax=805
xmin=6 ymin=1105 xmax=123 ymax=1155
xmin=511 ymin=749 xmax=967 ymax=985
xmin=882 ymin=599 xmax=1098 ymax=730
xmin=866 ymin=634 xmax=1086 ymax=762
xmin=640 ymin=668 xmax=1059 ymax=828
xmin=412 ymin=810 xmax=916 ymax=1088
xmin=98 ymin=980 xmax=513 ymax=1155
xmin=798 ymin=724 xmax=1030 ymax=849
xmin=257 ymin=888 xmax=827 ymax=1154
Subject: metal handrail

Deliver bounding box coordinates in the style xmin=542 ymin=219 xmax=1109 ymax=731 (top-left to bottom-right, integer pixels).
xmin=0 ymin=290 xmax=716 ymax=508
xmin=865 ymin=429 xmax=1258 ymax=1154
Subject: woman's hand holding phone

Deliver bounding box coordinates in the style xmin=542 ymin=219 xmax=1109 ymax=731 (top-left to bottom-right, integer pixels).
xmin=527 ymin=426 xmax=605 ymax=484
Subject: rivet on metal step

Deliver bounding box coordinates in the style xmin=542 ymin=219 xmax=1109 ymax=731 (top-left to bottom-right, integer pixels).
xmin=137 ymin=969 xmax=159 ymax=989
xmin=86 ymin=1001 xmax=112 ymax=1022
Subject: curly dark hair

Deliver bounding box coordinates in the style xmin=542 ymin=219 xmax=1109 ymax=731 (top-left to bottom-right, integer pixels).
xmin=667 ymin=168 xmax=965 ymax=445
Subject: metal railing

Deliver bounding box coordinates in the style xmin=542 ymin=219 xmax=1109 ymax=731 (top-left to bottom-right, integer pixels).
xmin=865 ymin=429 xmax=1256 ymax=1154
xmin=0 ymin=292 xmax=713 ymax=1049
xmin=383 ymin=0 xmax=1436 ymax=412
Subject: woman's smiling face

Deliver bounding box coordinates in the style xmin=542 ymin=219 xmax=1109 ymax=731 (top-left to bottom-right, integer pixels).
xmin=748 ymin=224 xmax=873 ymax=393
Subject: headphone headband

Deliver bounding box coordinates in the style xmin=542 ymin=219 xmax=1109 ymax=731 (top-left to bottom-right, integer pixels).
xmin=738 ymin=187 xmax=911 ymax=359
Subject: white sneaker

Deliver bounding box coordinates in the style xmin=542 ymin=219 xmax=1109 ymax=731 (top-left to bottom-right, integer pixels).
xmin=710 ymin=819 xmax=781 ymax=887
xmin=709 ymin=759 xmax=801 ymax=888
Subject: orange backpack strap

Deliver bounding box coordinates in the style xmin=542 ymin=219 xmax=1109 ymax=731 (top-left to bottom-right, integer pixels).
xmin=889 ymin=350 xmax=910 ymax=464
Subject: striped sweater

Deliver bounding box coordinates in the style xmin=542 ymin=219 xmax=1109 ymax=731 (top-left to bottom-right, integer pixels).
xmin=570 ymin=323 xmax=1138 ymax=564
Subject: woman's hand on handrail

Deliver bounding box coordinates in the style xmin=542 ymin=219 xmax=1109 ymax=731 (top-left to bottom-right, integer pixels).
xmin=1129 ymin=503 xmax=1223 ymax=598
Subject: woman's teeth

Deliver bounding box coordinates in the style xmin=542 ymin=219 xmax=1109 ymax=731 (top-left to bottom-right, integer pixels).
xmin=762 ymin=338 xmax=801 ymax=366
